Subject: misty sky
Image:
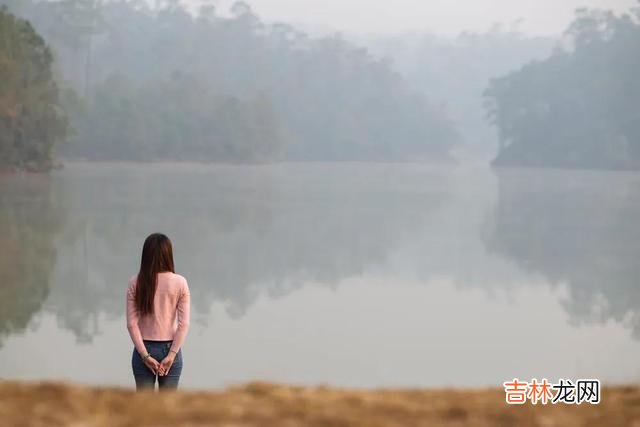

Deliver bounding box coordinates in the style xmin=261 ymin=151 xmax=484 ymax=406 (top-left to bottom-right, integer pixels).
xmin=209 ymin=0 xmax=637 ymax=36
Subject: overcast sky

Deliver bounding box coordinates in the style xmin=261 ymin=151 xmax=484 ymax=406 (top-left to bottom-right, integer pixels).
xmin=208 ymin=0 xmax=637 ymax=37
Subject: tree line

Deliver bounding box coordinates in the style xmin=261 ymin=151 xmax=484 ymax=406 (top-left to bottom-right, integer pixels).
xmin=0 ymin=0 xmax=460 ymax=170
xmin=484 ymin=4 xmax=640 ymax=169
xmin=0 ymin=6 xmax=67 ymax=171
xmin=4 ymin=0 xmax=638 ymax=171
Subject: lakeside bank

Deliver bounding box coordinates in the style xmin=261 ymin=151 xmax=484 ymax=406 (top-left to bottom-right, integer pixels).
xmin=1 ymin=380 xmax=639 ymax=426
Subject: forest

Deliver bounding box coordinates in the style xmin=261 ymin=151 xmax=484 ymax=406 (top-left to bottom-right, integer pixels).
xmin=485 ymin=5 xmax=640 ymax=169
xmin=0 ymin=0 xmax=460 ymax=169
xmin=0 ymin=6 xmax=67 ymax=171
xmin=1 ymin=1 xmax=638 ymax=170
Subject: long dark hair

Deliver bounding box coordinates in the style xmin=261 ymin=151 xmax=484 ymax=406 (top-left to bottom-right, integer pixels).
xmin=135 ymin=233 xmax=175 ymax=316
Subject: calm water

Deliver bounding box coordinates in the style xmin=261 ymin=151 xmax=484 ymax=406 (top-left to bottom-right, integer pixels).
xmin=1 ymin=162 xmax=639 ymax=389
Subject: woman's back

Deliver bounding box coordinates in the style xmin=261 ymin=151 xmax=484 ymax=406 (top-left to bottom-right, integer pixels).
xmin=126 ymin=272 xmax=190 ymax=341
xmin=126 ymin=233 xmax=189 ymax=390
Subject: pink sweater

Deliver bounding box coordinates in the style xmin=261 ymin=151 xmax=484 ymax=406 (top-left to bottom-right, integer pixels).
xmin=126 ymin=272 xmax=190 ymax=355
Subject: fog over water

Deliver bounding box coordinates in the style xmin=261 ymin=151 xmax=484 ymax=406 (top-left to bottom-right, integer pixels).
xmin=1 ymin=163 xmax=639 ymax=388
xmin=1 ymin=0 xmax=639 ymax=389
xmin=209 ymin=0 xmax=636 ymax=36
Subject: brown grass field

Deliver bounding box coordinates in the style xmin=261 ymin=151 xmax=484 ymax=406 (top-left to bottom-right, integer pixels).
xmin=1 ymin=380 xmax=640 ymax=426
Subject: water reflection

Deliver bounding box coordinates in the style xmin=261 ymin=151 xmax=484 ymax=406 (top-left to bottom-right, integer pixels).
xmin=3 ymin=163 xmax=640 ymax=351
xmin=1 ymin=163 xmax=450 ymax=344
xmin=0 ymin=174 xmax=65 ymax=346
xmin=484 ymin=168 xmax=640 ymax=338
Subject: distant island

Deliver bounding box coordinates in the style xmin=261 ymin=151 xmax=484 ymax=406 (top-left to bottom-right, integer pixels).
xmin=484 ymin=7 xmax=640 ymax=170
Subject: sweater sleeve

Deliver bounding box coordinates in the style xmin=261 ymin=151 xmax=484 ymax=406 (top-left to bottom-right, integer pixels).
xmin=126 ymin=277 xmax=148 ymax=356
xmin=170 ymin=278 xmax=191 ymax=353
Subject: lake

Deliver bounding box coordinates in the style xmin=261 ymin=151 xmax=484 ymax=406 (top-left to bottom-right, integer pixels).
xmin=1 ymin=162 xmax=639 ymax=389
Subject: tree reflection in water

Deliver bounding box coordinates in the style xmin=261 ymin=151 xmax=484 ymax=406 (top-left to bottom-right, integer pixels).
xmin=1 ymin=163 xmax=450 ymax=344
xmin=484 ymin=168 xmax=640 ymax=338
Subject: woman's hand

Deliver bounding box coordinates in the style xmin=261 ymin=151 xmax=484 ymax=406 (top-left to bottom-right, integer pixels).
xmin=143 ymin=354 xmax=160 ymax=375
xmin=158 ymin=352 xmax=176 ymax=376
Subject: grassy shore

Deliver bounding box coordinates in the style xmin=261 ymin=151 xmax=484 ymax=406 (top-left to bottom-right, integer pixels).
xmin=1 ymin=381 xmax=639 ymax=426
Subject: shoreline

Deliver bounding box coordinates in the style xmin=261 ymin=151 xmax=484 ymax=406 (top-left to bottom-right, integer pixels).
xmin=2 ymin=380 xmax=639 ymax=426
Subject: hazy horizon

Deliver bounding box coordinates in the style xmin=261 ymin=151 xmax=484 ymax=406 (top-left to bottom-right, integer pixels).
xmin=3 ymin=0 xmax=640 ymax=411
xmin=202 ymin=0 xmax=637 ymax=37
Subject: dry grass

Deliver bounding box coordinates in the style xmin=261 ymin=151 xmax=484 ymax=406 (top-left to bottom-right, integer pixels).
xmin=1 ymin=380 xmax=640 ymax=426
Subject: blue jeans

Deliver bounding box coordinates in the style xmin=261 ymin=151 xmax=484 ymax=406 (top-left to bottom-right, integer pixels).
xmin=132 ymin=340 xmax=183 ymax=391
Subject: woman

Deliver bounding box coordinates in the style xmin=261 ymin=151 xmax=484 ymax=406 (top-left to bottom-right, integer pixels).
xmin=126 ymin=233 xmax=190 ymax=390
